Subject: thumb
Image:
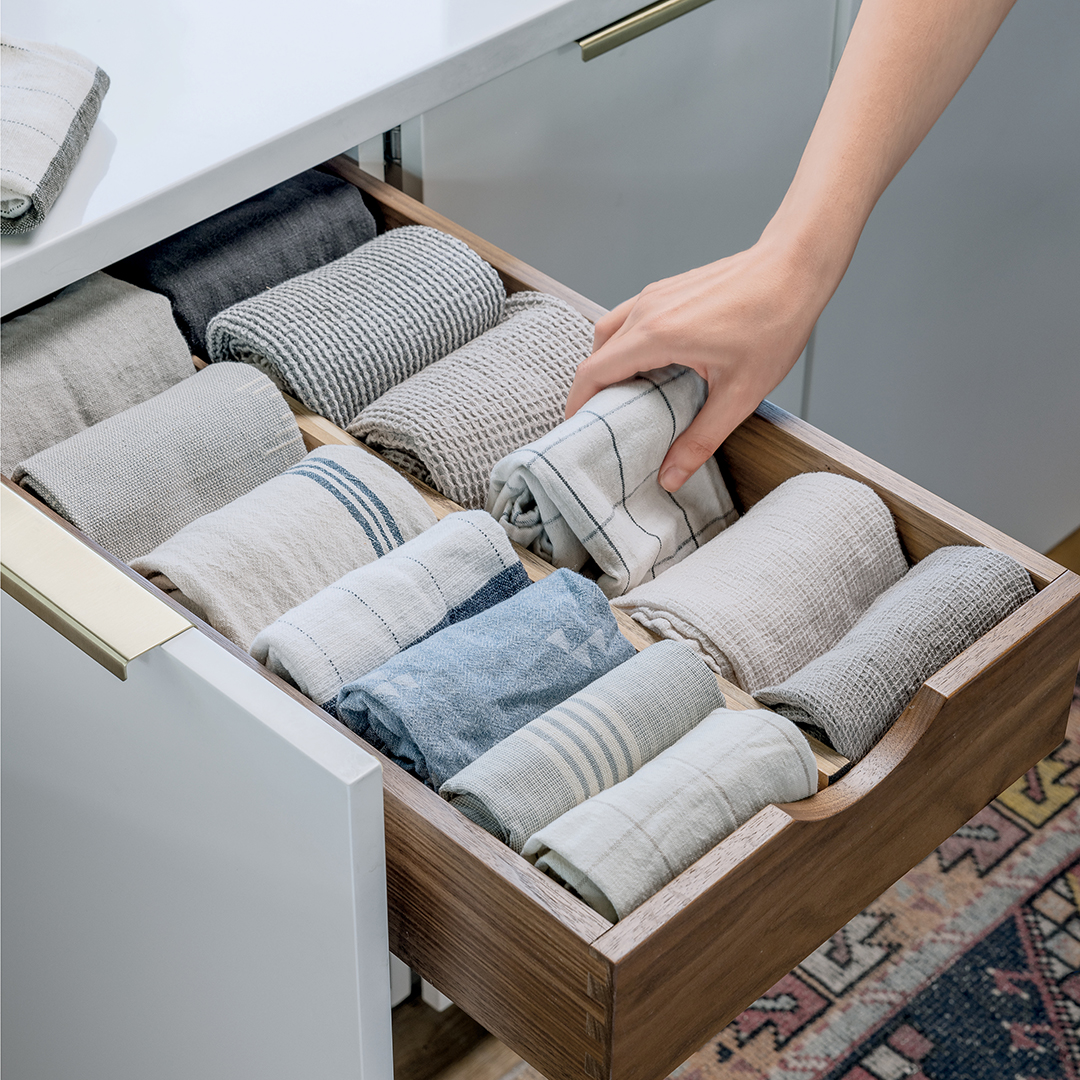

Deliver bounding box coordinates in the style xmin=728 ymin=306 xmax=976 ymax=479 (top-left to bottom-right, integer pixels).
xmin=658 ymin=389 xmax=749 ymax=492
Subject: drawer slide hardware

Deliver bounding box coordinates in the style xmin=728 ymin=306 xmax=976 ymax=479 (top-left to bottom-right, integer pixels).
xmin=578 ymin=0 xmax=714 ymax=61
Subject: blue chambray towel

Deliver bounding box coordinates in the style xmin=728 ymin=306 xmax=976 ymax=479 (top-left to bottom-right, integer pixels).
xmin=336 ymin=568 xmax=637 ymax=788
xmin=250 ymin=510 xmax=530 ymax=714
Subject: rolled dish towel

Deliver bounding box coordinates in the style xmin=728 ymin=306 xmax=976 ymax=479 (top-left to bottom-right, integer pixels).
xmin=12 ymin=363 xmax=305 ymax=562
xmin=1 ymin=273 xmax=193 ymax=476
xmin=336 ymin=568 xmax=637 ymax=788
xmin=521 ymin=708 xmax=818 ymax=922
xmin=1 ymin=37 xmax=109 ymax=233
xmin=440 ymin=640 xmax=725 ymax=852
xmin=130 ymin=446 xmax=438 ymax=651
xmin=612 ymin=472 xmax=909 ymax=690
xmin=206 ymin=225 xmax=506 ymax=428
xmin=250 ymin=510 xmax=529 ymax=710
xmin=349 ymin=291 xmax=593 ymax=509
xmin=107 ymin=170 xmax=377 ymax=360
xmin=487 ymin=365 xmax=738 ymax=598
xmin=756 ymin=545 xmax=1034 ymax=761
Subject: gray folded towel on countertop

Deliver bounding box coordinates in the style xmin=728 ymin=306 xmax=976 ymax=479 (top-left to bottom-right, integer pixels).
xmin=612 ymin=471 xmax=909 ymax=691
xmin=349 ymin=291 xmax=592 ymax=510
xmin=1 ymin=272 xmax=194 ymax=476
xmin=756 ymin=544 xmax=1035 ymax=761
xmin=206 ymin=224 xmax=506 ymax=429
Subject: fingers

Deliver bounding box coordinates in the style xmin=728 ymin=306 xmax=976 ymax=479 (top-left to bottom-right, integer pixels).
xmin=592 ymin=296 xmax=635 ymax=352
xmin=658 ymin=386 xmax=751 ymax=492
xmin=566 ymin=326 xmax=661 ymax=419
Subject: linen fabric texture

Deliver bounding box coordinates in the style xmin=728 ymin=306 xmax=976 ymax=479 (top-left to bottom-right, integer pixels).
xmin=522 ymin=708 xmax=818 ymax=922
xmin=756 ymin=544 xmax=1034 ymax=761
xmin=107 ymin=169 xmax=376 ymax=360
xmin=336 ymin=568 xmax=637 ymax=789
xmin=1 ymin=272 xmax=194 ymax=476
xmin=612 ymin=471 xmax=909 ymax=690
xmin=206 ymin=225 xmax=506 ymax=429
xmin=250 ymin=510 xmax=529 ymax=711
xmin=349 ymin=291 xmax=593 ymax=509
xmin=13 ymin=363 xmax=305 ymax=562
xmin=1 ymin=37 xmax=109 ymax=233
xmin=130 ymin=446 xmax=438 ymax=651
xmin=487 ymin=365 xmax=739 ymax=598
xmin=440 ymin=639 xmax=725 ymax=852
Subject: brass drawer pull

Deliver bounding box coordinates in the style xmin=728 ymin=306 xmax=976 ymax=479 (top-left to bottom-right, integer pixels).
xmin=578 ymin=0 xmax=714 ymax=61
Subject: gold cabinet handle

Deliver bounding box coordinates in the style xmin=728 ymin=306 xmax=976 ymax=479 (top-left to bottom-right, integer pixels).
xmin=578 ymin=0 xmax=714 ymax=61
xmin=1 ymin=485 xmax=191 ymax=680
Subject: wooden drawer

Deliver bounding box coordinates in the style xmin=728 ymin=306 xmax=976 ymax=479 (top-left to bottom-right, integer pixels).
xmin=5 ymin=154 xmax=1079 ymax=1080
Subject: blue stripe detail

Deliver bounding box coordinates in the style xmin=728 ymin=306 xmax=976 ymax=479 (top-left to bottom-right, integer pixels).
xmin=289 ymin=466 xmax=387 ymax=556
xmin=313 ymin=457 xmax=406 ymax=546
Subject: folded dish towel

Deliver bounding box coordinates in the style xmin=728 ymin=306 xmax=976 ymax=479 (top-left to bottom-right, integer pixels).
xmin=522 ymin=708 xmax=818 ymax=922
xmin=206 ymin=225 xmax=506 ymax=428
xmin=12 ymin=363 xmax=305 ymax=561
xmin=130 ymin=446 xmax=438 ymax=650
xmin=756 ymin=544 xmax=1034 ymax=761
xmin=336 ymin=568 xmax=637 ymax=788
xmin=250 ymin=510 xmax=529 ymax=710
xmin=487 ymin=365 xmax=738 ymax=598
xmin=612 ymin=472 xmax=909 ymax=690
xmin=1 ymin=37 xmax=109 ymax=233
xmin=349 ymin=291 xmax=593 ymax=509
xmin=440 ymin=640 xmax=725 ymax=852
xmin=107 ymin=170 xmax=377 ymax=360
xmin=1 ymin=273 xmax=193 ymax=476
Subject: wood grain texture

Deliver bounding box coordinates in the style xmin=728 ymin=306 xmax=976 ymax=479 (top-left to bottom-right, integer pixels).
xmin=392 ymin=997 xmax=487 ymax=1080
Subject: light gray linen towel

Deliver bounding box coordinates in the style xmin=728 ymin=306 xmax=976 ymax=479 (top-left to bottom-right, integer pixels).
xmin=349 ymin=291 xmax=593 ymax=509
xmin=487 ymin=365 xmax=738 ymax=598
xmin=756 ymin=544 xmax=1034 ymax=761
xmin=206 ymin=225 xmax=506 ymax=428
xmin=1 ymin=37 xmax=109 ymax=233
xmin=612 ymin=472 xmax=909 ymax=690
xmin=131 ymin=446 xmax=438 ymax=650
xmin=12 ymin=363 xmax=305 ymax=562
xmin=1 ymin=272 xmax=194 ymax=476
xmin=440 ymin=639 xmax=725 ymax=852
xmin=522 ymin=707 xmax=817 ymax=922
xmin=250 ymin=510 xmax=529 ymax=710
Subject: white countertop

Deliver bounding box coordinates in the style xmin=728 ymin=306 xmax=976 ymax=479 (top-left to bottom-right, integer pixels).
xmin=1 ymin=0 xmax=631 ymax=315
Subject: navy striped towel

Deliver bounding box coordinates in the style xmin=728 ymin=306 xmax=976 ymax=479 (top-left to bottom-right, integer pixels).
xmin=487 ymin=365 xmax=738 ymax=598
xmin=130 ymin=446 xmax=437 ymax=650
xmin=250 ymin=510 xmax=530 ymax=713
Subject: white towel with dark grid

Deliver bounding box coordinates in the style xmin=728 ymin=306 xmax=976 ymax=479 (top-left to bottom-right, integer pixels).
xmin=130 ymin=446 xmax=438 ymax=651
xmin=1 ymin=272 xmax=194 ymax=476
xmin=487 ymin=365 xmax=738 ymax=598
xmin=349 ymin=291 xmax=593 ymax=509
xmin=440 ymin=640 xmax=725 ymax=852
xmin=250 ymin=510 xmax=530 ymax=711
xmin=522 ymin=707 xmax=817 ymax=922
xmin=1 ymin=36 xmax=109 ymax=233
xmin=206 ymin=225 xmax=506 ymax=429
xmin=755 ymin=544 xmax=1034 ymax=761
xmin=12 ymin=363 xmax=305 ymax=562
xmin=611 ymin=471 xmax=909 ymax=690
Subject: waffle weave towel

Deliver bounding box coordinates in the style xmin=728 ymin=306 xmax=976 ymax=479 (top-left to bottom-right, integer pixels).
xmin=250 ymin=510 xmax=529 ymax=710
xmin=522 ymin=708 xmax=817 ymax=922
xmin=1 ymin=273 xmax=193 ymax=476
xmin=130 ymin=446 xmax=437 ymax=650
xmin=350 ymin=291 xmax=592 ymax=509
xmin=13 ymin=363 xmax=305 ymax=561
xmin=206 ymin=225 xmax=505 ymax=428
xmin=756 ymin=545 xmax=1034 ymax=760
xmin=107 ymin=169 xmax=376 ymax=360
xmin=441 ymin=640 xmax=725 ymax=852
xmin=336 ymin=568 xmax=636 ymax=788
xmin=487 ymin=365 xmax=738 ymax=598
xmin=1 ymin=37 xmax=109 ymax=233
xmin=612 ymin=472 xmax=909 ymax=690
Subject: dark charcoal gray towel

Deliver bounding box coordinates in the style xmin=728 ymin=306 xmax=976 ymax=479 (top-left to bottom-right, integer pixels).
xmin=107 ymin=170 xmax=377 ymax=359
xmin=756 ymin=545 xmax=1035 ymax=761
xmin=12 ymin=363 xmax=306 ymax=562
xmin=206 ymin=225 xmax=506 ymax=429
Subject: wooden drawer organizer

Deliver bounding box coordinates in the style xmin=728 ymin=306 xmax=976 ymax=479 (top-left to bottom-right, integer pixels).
xmin=7 ymin=154 xmax=1080 ymax=1080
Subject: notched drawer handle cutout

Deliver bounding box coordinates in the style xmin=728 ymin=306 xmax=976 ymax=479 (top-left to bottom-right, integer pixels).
xmin=578 ymin=0 xmax=715 ymax=61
